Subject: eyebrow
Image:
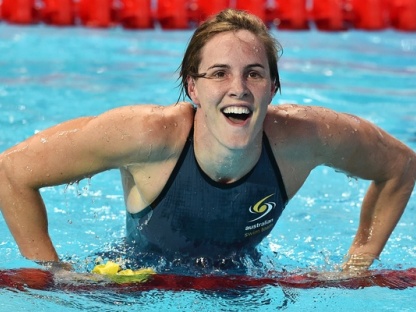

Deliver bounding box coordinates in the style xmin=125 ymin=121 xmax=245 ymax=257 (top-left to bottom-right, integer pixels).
xmin=206 ymin=64 xmax=229 ymax=70
xmin=206 ymin=63 xmax=265 ymax=70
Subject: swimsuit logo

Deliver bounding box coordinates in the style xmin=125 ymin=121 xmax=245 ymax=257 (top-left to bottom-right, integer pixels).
xmin=248 ymin=193 xmax=276 ymax=222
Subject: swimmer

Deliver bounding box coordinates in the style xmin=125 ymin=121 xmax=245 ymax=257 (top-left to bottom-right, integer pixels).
xmin=0 ymin=9 xmax=415 ymax=273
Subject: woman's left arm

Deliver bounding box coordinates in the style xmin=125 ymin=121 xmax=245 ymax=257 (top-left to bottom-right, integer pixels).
xmin=319 ymin=112 xmax=416 ymax=271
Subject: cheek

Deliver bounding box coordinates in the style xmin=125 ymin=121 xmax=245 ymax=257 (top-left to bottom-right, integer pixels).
xmin=192 ymin=81 xmax=226 ymax=107
xmin=191 ymin=83 xmax=211 ymax=106
xmin=263 ymin=83 xmax=276 ymax=102
xmin=268 ymin=89 xmax=275 ymax=102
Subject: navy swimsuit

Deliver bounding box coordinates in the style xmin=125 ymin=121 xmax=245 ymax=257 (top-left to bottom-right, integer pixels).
xmin=126 ymin=130 xmax=288 ymax=258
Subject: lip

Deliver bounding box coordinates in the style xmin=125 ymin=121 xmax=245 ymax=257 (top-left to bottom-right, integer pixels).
xmin=221 ymin=104 xmax=253 ymax=126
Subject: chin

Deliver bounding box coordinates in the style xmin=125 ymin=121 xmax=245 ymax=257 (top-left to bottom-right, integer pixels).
xmin=219 ymin=131 xmax=259 ymax=150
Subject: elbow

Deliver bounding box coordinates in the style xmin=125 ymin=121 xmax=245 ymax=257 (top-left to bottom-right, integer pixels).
xmin=408 ymin=151 xmax=416 ymax=187
xmin=0 ymin=152 xmax=11 ymax=178
xmin=377 ymin=148 xmax=416 ymax=199
xmin=0 ymin=155 xmax=9 ymax=209
xmin=0 ymin=152 xmax=21 ymax=196
xmin=405 ymin=148 xmax=416 ymax=180
xmin=396 ymin=149 xmax=416 ymax=195
xmin=0 ymin=154 xmax=7 ymax=188
xmin=0 ymin=154 xmax=12 ymax=199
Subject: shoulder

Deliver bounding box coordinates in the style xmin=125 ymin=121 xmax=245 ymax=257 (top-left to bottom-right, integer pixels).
xmin=264 ymin=104 xmax=328 ymax=148
xmin=264 ymin=104 xmax=362 ymax=146
xmin=265 ymin=104 xmax=343 ymax=128
xmin=99 ymin=102 xmax=194 ymax=125
xmin=88 ymin=102 xmax=195 ymax=163
xmin=97 ymin=102 xmax=194 ymax=136
xmin=262 ymin=104 xmax=367 ymax=196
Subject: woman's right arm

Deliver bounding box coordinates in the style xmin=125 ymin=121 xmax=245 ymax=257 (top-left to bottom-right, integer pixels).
xmin=0 ymin=103 xmax=193 ymax=261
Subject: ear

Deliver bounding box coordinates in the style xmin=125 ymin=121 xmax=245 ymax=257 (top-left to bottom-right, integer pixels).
xmin=187 ymin=77 xmax=200 ymax=107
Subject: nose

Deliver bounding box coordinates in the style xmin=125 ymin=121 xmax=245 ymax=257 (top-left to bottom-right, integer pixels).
xmin=229 ymin=76 xmax=249 ymax=99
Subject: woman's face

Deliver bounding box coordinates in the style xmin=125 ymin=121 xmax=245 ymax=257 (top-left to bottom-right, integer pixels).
xmin=188 ymin=30 xmax=276 ymax=149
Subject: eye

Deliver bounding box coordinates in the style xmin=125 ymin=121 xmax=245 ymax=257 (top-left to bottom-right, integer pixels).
xmin=247 ymin=71 xmax=262 ymax=79
xmin=212 ymin=71 xmax=226 ymax=79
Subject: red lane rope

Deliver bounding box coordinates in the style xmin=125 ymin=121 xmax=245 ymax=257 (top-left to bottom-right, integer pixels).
xmin=0 ymin=0 xmax=415 ymax=31
xmin=1 ymin=268 xmax=415 ymax=292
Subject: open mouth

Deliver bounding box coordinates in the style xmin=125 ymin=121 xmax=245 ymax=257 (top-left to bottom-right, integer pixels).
xmin=222 ymin=106 xmax=252 ymax=124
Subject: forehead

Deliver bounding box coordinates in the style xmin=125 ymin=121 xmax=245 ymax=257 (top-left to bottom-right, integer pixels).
xmin=199 ymin=30 xmax=268 ymax=69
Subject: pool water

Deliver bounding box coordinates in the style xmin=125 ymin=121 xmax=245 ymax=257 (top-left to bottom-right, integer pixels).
xmin=0 ymin=24 xmax=415 ymax=311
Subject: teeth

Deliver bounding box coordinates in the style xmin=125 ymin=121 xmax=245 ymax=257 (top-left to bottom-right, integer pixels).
xmin=223 ymin=106 xmax=250 ymax=114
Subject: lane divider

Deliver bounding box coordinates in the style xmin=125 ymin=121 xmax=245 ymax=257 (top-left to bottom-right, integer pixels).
xmin=0 ymin=0 xmax=415 ymax=31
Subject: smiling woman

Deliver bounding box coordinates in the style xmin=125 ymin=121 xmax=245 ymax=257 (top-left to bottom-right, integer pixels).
xmin=1 ymin=4 xmax=416 ymax=311
xmin=0 ymin=6 xmax=415 ymax=302
xmin=0 ymin=5 xmax=413 ymax=273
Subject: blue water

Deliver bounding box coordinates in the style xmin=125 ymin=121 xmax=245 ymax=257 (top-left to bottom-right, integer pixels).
xmin=0 ymin=24 xmax=415 ymax=311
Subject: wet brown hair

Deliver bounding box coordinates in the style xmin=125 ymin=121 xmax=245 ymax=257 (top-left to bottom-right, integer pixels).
xmin=178 ymin=8 xmax=282 ymax=100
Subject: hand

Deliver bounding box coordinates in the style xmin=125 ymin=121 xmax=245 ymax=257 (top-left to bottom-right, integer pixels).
xmin=36 ymin=261 xmax=109 ymax=284
xmin=36 ymin=261 xmax=73 ymax=272
xmin=342 ymin=254 xmax=376 ymax=273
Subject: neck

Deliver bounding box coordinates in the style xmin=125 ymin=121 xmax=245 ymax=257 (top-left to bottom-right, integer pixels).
xmin=193 ymin=118 xmax=263 ymax=184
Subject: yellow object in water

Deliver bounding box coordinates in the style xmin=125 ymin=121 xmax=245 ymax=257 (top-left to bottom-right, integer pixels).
xmin=92 ymin=261 xmax=120 ymax=275
xmin=92 ymin=261 xmax=156 ymax=283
